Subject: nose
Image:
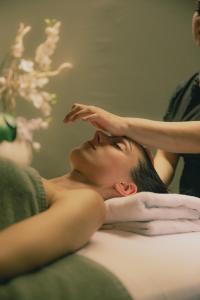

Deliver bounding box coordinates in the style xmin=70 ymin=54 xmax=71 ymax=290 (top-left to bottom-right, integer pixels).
xmin=93 ymin=130 xmax=109 ymax=145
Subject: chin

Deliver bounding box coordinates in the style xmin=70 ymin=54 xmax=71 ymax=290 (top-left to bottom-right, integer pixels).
xmin=69 ymin=147 xmax=92 ymax=172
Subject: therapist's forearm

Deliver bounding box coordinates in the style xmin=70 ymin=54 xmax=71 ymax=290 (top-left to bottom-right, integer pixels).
xmin=124 ymin=118 xmax=200 ymax=153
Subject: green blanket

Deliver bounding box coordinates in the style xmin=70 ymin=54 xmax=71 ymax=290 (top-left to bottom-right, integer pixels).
xmin=0 ymin=157 xmax=132 ymax=300
xmin=0 ymin=254 xmax=132 ymax=300
xmin=0 ymin=157 xmax=47 ymax=230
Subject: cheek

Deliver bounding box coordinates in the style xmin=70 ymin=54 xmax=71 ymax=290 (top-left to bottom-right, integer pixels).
xmin=70 ymin=147 xmax=130 ymax=184
xmin=94 ymin=150 xmax=129 ymax=180
xmin=69 ymin=147 xmax=106 ymax=173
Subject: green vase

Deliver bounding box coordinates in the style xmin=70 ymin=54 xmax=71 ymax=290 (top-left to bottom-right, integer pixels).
xmin=0 ymin=113 xmax=17 ymax=142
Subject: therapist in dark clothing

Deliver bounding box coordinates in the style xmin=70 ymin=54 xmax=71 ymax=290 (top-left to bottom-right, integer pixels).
xmin=154 ymin=6 xmax=200 ymax=197
xmin=64 ymin=5 xmax=200 ymax=197
xmin=156 ymin=72 xmax=200 ymax=197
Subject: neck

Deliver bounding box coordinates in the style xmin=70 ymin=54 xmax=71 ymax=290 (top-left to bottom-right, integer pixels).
xmin=49 ymin=169 xmax=115 ymax=200
xmin=50 ymin=169 xmax=95 ymax=190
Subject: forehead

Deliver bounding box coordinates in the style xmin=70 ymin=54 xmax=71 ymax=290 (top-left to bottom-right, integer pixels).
xmin=118 ymin=136 xmax=142 ymax=161
xmin=123 ymin=136 xmax=146 ymax=162
xmin=122 ymin=136 xmax=140 ymax=152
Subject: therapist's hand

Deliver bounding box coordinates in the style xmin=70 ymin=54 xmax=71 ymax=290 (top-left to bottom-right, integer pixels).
xmin=63 ymin=103 xmax=127 ymax=136
xmin=192 ymin=12 xmax=200 ymax=46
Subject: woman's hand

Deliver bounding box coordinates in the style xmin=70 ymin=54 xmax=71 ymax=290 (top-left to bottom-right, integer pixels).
xmin=63 ymin=103 xmax=127 ymax=136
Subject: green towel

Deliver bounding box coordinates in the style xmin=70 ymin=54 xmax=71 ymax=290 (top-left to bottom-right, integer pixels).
xmin=0 ymin=157 xmax=47 ymax=230
xmin=0 ymin=255 xmax=132 ymax=300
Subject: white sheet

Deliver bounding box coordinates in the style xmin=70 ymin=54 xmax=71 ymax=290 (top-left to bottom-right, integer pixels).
xmin=78 ymin=230 xmax=200 ymax=300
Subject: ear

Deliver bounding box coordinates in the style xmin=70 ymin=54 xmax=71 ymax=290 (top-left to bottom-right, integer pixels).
xmin=114 ymin=181 xmax=137 ymax=196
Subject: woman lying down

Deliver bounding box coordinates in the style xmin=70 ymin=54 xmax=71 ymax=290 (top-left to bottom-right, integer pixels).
xmin=0 ymin=104 xmax=167 ymax=282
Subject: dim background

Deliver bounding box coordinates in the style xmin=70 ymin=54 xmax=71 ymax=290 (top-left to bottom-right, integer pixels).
xmin=0 ymin=0 xmax=198 ymax=192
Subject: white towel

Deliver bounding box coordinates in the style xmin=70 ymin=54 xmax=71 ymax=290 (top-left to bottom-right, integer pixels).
xmin=102 ymin=220 xmax=200 ymax=235
xmin=102 ymin=192 xmax=200 ymax=235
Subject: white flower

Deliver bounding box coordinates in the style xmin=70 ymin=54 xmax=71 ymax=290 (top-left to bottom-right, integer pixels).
xmin=18 ymin=73 xmax=49 ymax=95
xmin=11 ymin=23 xmax=31 ymax=58
xmin=16 ymin=117 xmax=33 ymax=142
xmin=35 ymin=49 xmax=52 ymax=70
xmin=29 ymin=91 xmax=44 ymax=108
xmin=32 ymin=142 xmax=41 ymax=150
xmin=0 ymin=77 xmax=6 ymax=94
xmin=41 ymin=102 xmax=52 ymax=116
xmin=0 ymin=77 xmax=6 ymax=85
xmin=35 ymin=76 xmax=49 ymax=87
xmin=18 ymin=74 xmax=36 ymax=92
xmin=16 ymin=117 xmax=47 ymax=146
xmin=35 ymin=21 xmax=61 ymax=71
xmin=41 ymin=120 xmax=48 ymax=129
xmin=19 ymin=59 xmax=34 ymax=72
xmin=0 ymin=19 xmax=72 ymax=153
xmin=28 ymin=118 xmax=44 ymax=130
xmin=45 ymin=21 xmax=61 ymax=36
xmin=41 ymin=91 xmax=53 ymax=101
xmin=43 ymin=62 xmax=73 ymax=78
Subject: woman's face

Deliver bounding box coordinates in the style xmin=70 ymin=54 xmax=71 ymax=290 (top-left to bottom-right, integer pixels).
xmin=69 ymin=131 xmax=142 ymax=187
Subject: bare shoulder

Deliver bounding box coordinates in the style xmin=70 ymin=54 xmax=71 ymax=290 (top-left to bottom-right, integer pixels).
xmin=55 ymin=188 xmax=104 ymax=206
xmin=69 ymin=188 xmax=103 ymax=199
xmin=41 ymin=177 xmax=104 ymax=208
xmin=55 ymin=188 xmax=106 ymax=221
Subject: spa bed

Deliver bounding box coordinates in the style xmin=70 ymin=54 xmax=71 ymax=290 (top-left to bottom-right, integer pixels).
xmin=1 ymin=229 xmax=200 ymax=300
xmin=80 ymin=229 xmax=200 ymax=300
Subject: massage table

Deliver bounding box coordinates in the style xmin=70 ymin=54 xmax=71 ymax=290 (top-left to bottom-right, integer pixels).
xmin=1 ymin=229 xmax=200 ymax=300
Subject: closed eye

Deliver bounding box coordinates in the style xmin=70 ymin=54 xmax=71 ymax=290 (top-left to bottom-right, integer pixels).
xmin=112 ymin=141 xmax=123 ymax=151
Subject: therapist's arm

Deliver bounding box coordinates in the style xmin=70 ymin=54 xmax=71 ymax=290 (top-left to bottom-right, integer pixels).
xmin=64 ymin=104 xmax=200 ymax=153
xmin=124 ymin=118 xmax=200 ymax=153
xmin=154 ymin=150 xmax=179 ymax=185
xmin=0 ymin=188 xmax=105 ymax=282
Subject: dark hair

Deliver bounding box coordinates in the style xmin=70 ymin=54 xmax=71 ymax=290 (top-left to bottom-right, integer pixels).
xmin=130 ymin=144 xmax=168 ymax=194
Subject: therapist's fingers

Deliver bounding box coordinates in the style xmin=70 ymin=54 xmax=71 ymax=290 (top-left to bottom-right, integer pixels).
xmin=81 ymin=113 xmax=97 ymax=121
xmin=63 ymin=103 xmax=125 ymax=136
xmin=64 ymin=105 xmax=107 ymax=131
xmin=70 ymin=110 xmax=94 ymax=122
xmin=76 ymin=112 xmax=108 ymax=132
xmin=63 ymin=104 xmax=83 ymax=122
xmin=64 ymin=103 xmax=96 ymax=122
xmin=65 ymin=107 xmax=93 ymax=122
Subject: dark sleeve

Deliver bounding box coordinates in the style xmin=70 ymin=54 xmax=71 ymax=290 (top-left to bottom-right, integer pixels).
xmin=163 ymin=72 xmax=200 ymax=122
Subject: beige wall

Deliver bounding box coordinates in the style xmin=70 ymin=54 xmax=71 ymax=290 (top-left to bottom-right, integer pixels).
xmin=0 ymin=0 xmax=198 ymax=192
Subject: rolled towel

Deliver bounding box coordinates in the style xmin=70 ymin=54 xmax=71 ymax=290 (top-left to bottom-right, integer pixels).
xmin=105 ymin=192 xmax=200 ymax=224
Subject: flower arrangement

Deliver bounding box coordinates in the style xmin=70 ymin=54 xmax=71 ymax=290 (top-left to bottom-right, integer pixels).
xmin=0 ymin=19 xmax=72 ymax=158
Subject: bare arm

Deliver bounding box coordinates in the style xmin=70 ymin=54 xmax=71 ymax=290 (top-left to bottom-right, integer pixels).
xmin=64 ymin=104 xmax=200 ymax=153
xmin=125 ymin=118 xmax=200 ymax=153
xmin=0 ymin=189 xmax=105 ymax=282
xmin=154 ymin=150 xmax=179 ymax=185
